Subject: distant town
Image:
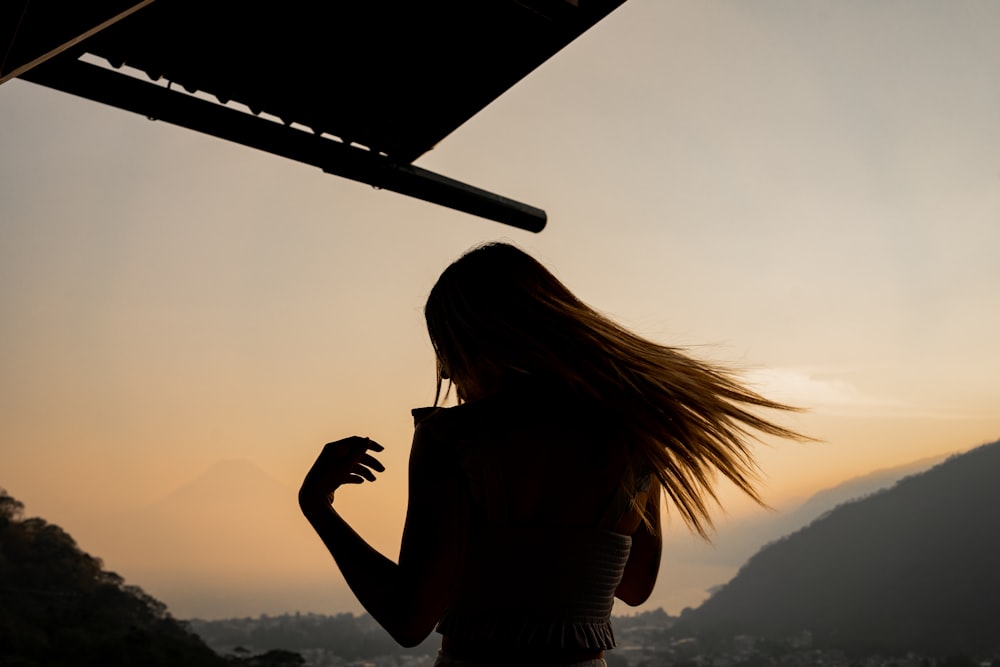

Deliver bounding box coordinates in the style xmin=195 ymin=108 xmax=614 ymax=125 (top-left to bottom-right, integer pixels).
xmin=189 ymin=609 xmax=999 ymax=667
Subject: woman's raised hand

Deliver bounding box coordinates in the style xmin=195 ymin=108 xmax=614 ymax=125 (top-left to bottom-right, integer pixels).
xmin=299 ymin=436 xmax=385 ymax=510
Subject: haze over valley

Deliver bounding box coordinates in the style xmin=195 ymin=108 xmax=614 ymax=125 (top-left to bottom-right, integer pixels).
xmin=48 ymin=443 xmax=966 ymax=620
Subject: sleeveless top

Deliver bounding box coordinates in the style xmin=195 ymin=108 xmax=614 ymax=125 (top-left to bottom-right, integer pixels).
xmin=435 ymin=524 xmax=632 ymax=649
xmin=413 ymin=399 xmax=646 ymax=651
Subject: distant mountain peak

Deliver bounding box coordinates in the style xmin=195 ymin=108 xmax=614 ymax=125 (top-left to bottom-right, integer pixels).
xmin=202 ymin=457 xmax=276 ymax=478
xmin=142 ymin=458 xmax=293 ymax=516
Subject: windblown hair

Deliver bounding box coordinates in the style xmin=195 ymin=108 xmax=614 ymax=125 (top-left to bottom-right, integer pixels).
xmin=424 ymin=242 xmax=806 ymax=538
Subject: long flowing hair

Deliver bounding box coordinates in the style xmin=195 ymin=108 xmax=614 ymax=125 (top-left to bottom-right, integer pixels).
xmin=424 ymin=242 xmax=807 ymax=538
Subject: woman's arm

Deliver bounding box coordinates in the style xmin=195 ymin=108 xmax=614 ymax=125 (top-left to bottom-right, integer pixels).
xmin=615 ymin=480 xmax=662 ymax=606
xmin=299 ymin=426 xmax=466 ymax=646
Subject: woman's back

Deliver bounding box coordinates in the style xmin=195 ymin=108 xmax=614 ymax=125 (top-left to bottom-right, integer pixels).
xmin=421 ymin=385 xmax=639 ymax=533
xmin=419 ymin=383 xmax=650 ymax=657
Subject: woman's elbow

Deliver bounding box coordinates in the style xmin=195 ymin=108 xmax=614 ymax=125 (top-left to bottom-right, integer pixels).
xmin=615 ymin=555 xmax=660 ymax=606
xmin=382 ymin=608 xmax=438 ymax=648
xmin=391 ymin=627 xmax=432 ymax=649
xmin=615 ymin=581 xmax=655 ymax=607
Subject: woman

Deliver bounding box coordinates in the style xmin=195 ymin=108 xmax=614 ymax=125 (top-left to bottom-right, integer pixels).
xmin=299 ymin=242 xmax=805 ymax=666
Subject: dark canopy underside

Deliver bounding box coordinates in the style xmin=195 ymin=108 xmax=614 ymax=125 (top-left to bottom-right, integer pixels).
xmin=2 ymin=0 xmax=627 ymax=230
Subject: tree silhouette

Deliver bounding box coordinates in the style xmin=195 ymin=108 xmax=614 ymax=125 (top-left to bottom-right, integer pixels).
xmin=0 ymin=487 xmax=225 ymax=666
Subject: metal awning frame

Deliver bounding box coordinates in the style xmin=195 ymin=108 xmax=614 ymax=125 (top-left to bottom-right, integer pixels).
xmin=4 ymin=0 xmax=634 ymax=232
xmin=21 ymin=55 xmax=547 ymax=232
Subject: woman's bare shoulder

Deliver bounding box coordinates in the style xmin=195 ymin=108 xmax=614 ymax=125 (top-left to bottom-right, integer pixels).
xmin=411 ymin=392 xmax=514 ymax=427
xmin=410 ymin=402 xmax=482 ymax=429
xmin=411 ymin=389 xmax=616 ymax=461
xmin=409 ymin=402 xmax=489 ymax=444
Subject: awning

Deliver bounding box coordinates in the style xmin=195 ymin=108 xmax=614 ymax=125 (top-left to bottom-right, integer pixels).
xmin=2 ymin=0 xmax=628 ymax=231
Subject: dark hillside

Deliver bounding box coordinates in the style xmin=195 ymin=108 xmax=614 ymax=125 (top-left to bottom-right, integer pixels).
xmin=676 ymin=439 xmax=1000 ymax=655
xmin=0 ymin=488 xmax=226 ymax=667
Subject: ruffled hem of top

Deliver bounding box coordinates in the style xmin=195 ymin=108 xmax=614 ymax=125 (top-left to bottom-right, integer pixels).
xmin=436 ymin=613 xmax=617 ymax=650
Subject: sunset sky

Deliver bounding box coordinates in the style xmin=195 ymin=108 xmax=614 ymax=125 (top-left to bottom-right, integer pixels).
xmin=2 ymin=0 xmax=999 ymax=619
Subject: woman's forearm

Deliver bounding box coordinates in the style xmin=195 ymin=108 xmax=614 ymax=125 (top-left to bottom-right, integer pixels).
xmin=299 ymin=498 xmax=419 ymax=643
xmin=297 ymin=436 xmax=421 ymax=640
xmin=297 ymin=430 xmax=460 ymax=647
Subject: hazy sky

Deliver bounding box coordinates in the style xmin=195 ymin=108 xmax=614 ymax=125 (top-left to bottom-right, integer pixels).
xmin=2 ymin=0 xmax=999 ymax=618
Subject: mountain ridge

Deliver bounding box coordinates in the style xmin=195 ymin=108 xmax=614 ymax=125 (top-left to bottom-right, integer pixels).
xmin=660 ymin=451 xmax=950 ymax=570
xmin=675 ymin=438 xmax=1000 ymax=655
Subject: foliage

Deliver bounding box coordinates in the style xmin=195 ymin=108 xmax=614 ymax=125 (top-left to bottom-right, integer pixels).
xmin=0 ymin=487 xmax=227 ymax=666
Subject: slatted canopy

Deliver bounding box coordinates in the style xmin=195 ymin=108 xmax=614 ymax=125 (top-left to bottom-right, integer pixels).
xmin=2 ymin=0 xmax=628 ymax=231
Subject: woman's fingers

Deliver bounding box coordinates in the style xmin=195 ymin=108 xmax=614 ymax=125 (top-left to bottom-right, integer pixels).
xmin=358 ymin=453 xmax=385 ymax=472
xmin=323 ymin=436 xmax=365 ymax=455
xmin=350 ymin=460 xmax=382 ymax=483
xmin=309 ymin=437 xmax=386 ymax=487
xmin=363 ymin=438 xmax=385 ymax=453
xmin=322 ymin=437 xmax=384 ymax=457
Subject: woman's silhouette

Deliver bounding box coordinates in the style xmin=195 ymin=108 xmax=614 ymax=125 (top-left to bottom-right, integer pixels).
xmin=299 ymin=242 xmax=805 ymax=666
